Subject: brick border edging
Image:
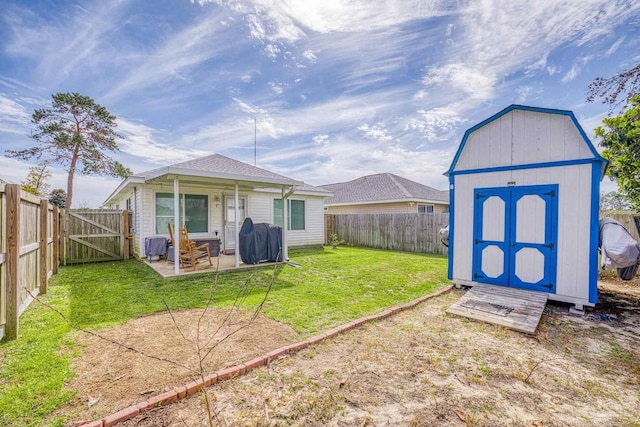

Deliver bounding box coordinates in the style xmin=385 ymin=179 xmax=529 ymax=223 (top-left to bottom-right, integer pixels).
xmin=81 ymin=285 xmax=453 ymax=427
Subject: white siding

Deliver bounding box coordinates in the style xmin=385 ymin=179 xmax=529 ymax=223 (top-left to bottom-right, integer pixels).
xmin=141 ymin=184 xmax=228 ymax=253
xmin=454 ymin=110 xmax=592 ymax=172
xmin=452 ymin=163 xmax=593 ymax=305
xmin=292 ymin=196 xmax=325 ymax=247
xmin=136 ymin=185 xmax=326 ymax=256
xmin=248 ymin=192 xmax=326 ymax=247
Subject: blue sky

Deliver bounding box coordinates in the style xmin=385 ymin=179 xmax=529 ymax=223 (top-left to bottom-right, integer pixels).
xmin=1 ymin=0 xmax=639 ymax=207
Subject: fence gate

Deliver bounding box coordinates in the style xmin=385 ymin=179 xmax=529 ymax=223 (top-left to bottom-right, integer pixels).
xmin=63 ymin=209 xmax=130 ymax=264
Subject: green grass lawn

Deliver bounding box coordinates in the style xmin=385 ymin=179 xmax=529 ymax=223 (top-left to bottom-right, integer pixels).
xmin=0 ymin=246 xmax=448 ymax=427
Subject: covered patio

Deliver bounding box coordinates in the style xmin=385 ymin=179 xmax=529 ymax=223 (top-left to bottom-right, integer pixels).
xmin=103 ymin=154 xmax=330 ymax=278
xmin=144 ymin=252 xmax=281 ymax=278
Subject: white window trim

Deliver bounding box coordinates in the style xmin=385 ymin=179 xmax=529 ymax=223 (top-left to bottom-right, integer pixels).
xmin=154 ymin=190 xmax=211 ymax=237
xmin=273 ymin=197 xmax=307 ymax=231
xmin=417 ymin=204 xmax=435 ymax=213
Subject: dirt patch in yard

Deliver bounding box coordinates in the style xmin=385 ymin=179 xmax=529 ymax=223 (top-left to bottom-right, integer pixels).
xmin=116 ymin=279 xmax=640 ymax=427
xmin=59 ymin=308 xmax=300 ymax=425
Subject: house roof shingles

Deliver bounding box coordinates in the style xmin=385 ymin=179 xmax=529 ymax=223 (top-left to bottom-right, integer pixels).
xmin=104 ymin=153 xmax=330 ymax=205
xmin=321 ymin=173 xmax=448 ymax=205
xmin=136 ymin=154 xmax=300 ymax=183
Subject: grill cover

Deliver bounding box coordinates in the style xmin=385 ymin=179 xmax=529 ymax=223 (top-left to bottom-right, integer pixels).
xmin=239 ymin=217 xmax=283 ymax=264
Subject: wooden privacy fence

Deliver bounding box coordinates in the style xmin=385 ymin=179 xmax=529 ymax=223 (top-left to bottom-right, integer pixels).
xmin=0 ymin=184 xmax=60 ymax=342
xmin=63 ymin=209 xmax=132 ymax=264
xmin=325 ymin=213 xmax=449 ymax=255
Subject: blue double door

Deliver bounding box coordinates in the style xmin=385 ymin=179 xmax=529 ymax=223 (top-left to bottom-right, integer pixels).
xmin=472 ymin=185 xmax=558 ymax=293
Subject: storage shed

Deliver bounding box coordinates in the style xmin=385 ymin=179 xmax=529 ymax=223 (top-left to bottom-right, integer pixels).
xmin=446 ymin=105 xmax=607 ymax=309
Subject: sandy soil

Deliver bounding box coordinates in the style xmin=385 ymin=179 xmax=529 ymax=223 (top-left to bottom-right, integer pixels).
xmin=63 ymin=276 xmax=640 ymax=427
xmin=58 ymin=308 xmax=300 ymax=424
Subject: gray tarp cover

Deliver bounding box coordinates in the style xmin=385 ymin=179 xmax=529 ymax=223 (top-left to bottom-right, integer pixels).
xmin=599 ymin=217 xmax=640 ymax=270
xmin=239 ymin=217 xmax=283 ymax=265
xmin=145 ymin=236 xmax=168 ymax=257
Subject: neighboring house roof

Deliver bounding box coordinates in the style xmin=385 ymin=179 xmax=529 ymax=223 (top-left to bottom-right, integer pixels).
xmin=103 ymin=153 xmax=330 ymax=205
xmin=321 ymin=173 xmax=448 ymax=206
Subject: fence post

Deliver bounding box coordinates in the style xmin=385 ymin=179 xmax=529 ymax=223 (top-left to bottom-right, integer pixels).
xmin=5 ymin=184 xmax=21 ymax=341
xmin=52 ymin=205 xmax=59 ymax=274
xmin=122 ymin=210 xmax=130 ymax=260
xmin=62 ymin=209 xmax=67 ymax=266
xmin=39 ymin=198 xmax=48 ymax=295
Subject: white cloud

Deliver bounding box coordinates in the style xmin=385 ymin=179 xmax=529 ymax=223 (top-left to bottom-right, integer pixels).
xmin=269 ymin=81 xmax=285 ymax=95
xmin=422 ymin=63 xmax=497 ymax=102
xmin=445 ymin=23 xmax=454 ymax=37
xmin=406 ymin=106 xmax=466 ymax=142
xmin=312 ymin=134 xmax=329 ymax=145
xmin=413 ymin=90 xmax=428 ymax=100
xmin=3 ymin=2 xmax=129 ymax=87
xmin=562 ymin=64 xmax=580 ymax=83
xmin=516 ymin=86 xmax=532 ymax=103
xmin=195 ymin=0 xmax=455 ymax=42
xmin=524 ymin=54 xmax=548 ymax=77
xmin=265 ymin=43 xmax=282 ymax=59
xmin=117 ymin=119 xmax=209 ymax=164
xmin=546 ymin=65 xmax=559 ymax=76
xmin=358 ymin=123 xmax=393 ymax=142
xmin=605 ymin=36 xmax=625 ymax=57
xmin=425 ymin=0 xmax=640 ymax=103
xmin=302 ymin=49 xmax=317 ymax=62
xmin=0 ymin=94 xmax=31 ymax=134
xmin=105 ymin=10 xmax=233 ymax=101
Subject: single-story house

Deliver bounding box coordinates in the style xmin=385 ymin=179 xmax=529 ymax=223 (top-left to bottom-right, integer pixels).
xmin=103 ymin=154 xmax=331 ymax=273
xmin=320 ymin=173 xmax=449 ymax=214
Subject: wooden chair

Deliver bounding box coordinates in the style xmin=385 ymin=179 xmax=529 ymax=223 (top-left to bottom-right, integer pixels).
xmin=168 ymin=223 xmax=177 ymax=248
xmin=167 ymin=224 xmax=212 ymax=270
xmin=178 ymin=226 xmax=212 ymax=271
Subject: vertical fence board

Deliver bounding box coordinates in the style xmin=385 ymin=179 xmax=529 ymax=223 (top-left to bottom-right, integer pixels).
xmin=0 ymin=186 xmax=5 ymax=327
xmin=39 ymin=199 xmax=48 ymax=294
xmin=5 ymin=184 xmax=20 ymax=340
xmin=52 ymin=205 xmax=59 ymax=273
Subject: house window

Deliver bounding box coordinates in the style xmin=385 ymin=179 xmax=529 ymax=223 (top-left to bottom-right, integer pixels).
xmin=125 ymin=197 xmax=132 ymax=211
xmin=156 ymin=192 xmax=208 ymax=234
xmin=273 ymin=199 xmax=305 ymax=230
xmin=418 ymin=204 xmax=434 ymax=213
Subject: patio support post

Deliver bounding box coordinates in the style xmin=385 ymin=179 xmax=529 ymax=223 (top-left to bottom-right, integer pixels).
xmin=234 ymin=182 xmax=239 ymax=268
xmin=174 ymin=177 xmax=180 ymax=276
xmin=281 ymin=186 xmax=288 ymax=260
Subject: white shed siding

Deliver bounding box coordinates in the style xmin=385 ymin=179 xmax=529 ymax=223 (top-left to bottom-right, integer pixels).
xmin=452 ymin=163 xmax=593 ymax=305
xmin=454 ymin=110 xmax=593 ymax=172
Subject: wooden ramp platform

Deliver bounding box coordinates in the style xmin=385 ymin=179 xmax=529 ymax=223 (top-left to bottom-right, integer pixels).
xmin=446 ymin=284 xmax=548 ymax=334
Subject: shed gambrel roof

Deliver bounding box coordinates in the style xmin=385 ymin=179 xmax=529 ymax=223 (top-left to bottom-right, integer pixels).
xmin=321 ymin=173 xmax=448 ymax=205
xmin=446 ymin=104 xmax=607 ymax=176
